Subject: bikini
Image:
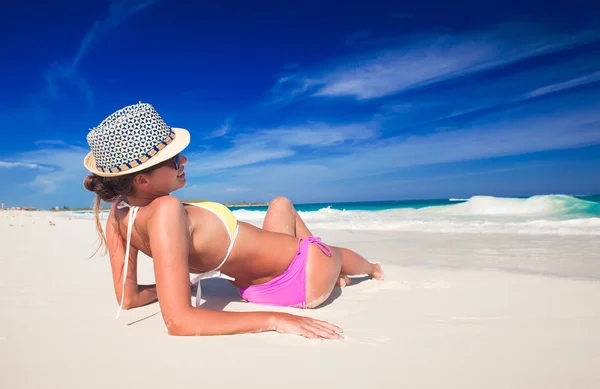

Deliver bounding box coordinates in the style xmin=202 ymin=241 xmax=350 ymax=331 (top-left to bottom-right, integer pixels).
xmin=115 ymin=198 xmax=331 ymax=317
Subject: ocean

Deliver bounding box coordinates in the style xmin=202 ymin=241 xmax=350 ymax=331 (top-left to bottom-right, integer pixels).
xmin=230 ymin=194 xmax=600 ymax=236
xmin=72 ymin=194 xmax=600 ymax=236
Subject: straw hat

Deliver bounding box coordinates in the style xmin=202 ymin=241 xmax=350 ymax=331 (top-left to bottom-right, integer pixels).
xmin=83 ymin=102 xmax=190 ymax=177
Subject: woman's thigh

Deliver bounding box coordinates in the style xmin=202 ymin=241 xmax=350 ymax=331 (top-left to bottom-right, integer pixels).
xmin=262 ymin=196 xmax=312 ymax=238
xmin=305 ymin=244 xmax=342 ymax=308
xmin=261 ymin=197 xmax=338 ymax=306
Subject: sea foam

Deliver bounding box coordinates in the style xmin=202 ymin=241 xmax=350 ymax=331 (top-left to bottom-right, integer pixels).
xmin=233 ymin=195 xmax=600 ymax=236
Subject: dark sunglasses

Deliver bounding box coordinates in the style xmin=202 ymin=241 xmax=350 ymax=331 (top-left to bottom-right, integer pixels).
xmin=172 ymin=153 xmax=181 ymax=170
xmin=144 ymin=153 xmax=181 ymax=173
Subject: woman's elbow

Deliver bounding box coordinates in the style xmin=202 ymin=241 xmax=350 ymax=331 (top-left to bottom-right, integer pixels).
xmin=165 ymin=317 xmax=191 ymax=336
xmin=164 ymin=308 xmax=200 ymax=336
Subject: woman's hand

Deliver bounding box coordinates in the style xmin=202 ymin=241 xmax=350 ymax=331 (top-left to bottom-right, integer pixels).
xmin=273 ymin=313 xmax=344 ymax=340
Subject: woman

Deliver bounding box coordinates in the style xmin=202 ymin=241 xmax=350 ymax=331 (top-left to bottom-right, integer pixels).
xmin=83 ymin=102 xmax=383 ymax=339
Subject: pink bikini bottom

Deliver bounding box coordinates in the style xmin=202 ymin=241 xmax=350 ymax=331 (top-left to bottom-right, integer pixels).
xmin=239 ymin=236 xmax=332 ymax=308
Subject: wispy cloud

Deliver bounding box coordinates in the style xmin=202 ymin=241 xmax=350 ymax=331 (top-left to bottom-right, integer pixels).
xmin=205 ymin=116 xmax=235 ymax=139
xmin=181 ymin=99 xmax=600 ymax=202
xmin=333 ymin=109 xmax=600 ymax=174
xmin=268 ymin=74 xmax=319 ymax=106
xmin=378 ymin=52 xmax=600 ymax=128
xmin=0 ymin=161 xmax=49 ymax=170
xmin=34 ymin=140 xmax=69 ymax=146
xmin=233 ymin=122 xmax=379 ymax=147
xmin=43 ymin=0 xmax=160 ymax=105
xmin=198 ymin=100 xmax=593 ymax=193
xmin=10 ymin=145 xmax=90 ymax=194
xmin=271 ymin=24 xmax=599 ymax=102
xmin=43 ymin=62 xmax=94 ymax=106
xmin=185 ymin=144 xmax=295 ymax=175
xmin=72 ymin=0 xmax=160 ymax=69
xmin=525 ymin=71 xmax=600 ymax=98
xmin=185 ymin=121 xmax=379 ymax=175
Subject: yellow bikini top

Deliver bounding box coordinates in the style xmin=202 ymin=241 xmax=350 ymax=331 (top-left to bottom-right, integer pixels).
xmin=115 ymin=198 xmax=239 ymax=318
xmin=183 ymin=200 xmax=238 ymax=240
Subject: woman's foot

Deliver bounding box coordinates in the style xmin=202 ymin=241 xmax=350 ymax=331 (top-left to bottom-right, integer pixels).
xmin=370 ymin=263 xmax=384 ymax=280
xmin=336 ymin=274 xmax=352 ymax=288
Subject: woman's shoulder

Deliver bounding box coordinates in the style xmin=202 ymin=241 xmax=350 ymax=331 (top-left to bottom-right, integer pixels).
xmin=145 ymin=195 xmax=186 ymax=218
xmin=149 ymin=195 xmax=184 ymax=208
xmin=107 ymin=195 xmax=186 ymax=234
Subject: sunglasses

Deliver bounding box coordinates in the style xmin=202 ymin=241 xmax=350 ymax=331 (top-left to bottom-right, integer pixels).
xmin=145 ymin=153 xmax=181 ymax=172
xmin=172 ymin=153 xmax=181 ymax=170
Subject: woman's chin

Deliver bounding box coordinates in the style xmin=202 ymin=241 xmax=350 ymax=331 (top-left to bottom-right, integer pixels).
xmin=176 ymin=174 xmax=186 ymax=187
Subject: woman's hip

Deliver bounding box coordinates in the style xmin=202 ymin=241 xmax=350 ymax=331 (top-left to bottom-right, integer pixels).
xmin=239 ymin=236 xmax=340 ymax=308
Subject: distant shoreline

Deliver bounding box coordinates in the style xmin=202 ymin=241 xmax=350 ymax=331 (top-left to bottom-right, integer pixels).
xmin=184 ymin=200 xmax=268 ymax=207
xmin=225 ymin=203 xmax=268 ymax=207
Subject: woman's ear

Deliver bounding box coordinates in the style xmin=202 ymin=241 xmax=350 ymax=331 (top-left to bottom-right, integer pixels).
xmin=132 ymin=174 xmax=151 ymax=191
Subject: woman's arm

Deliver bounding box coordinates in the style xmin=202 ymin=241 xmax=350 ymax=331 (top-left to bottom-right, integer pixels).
xmin=146 ymin=196 xmax=343 ymax=339
xmin=106 ymin=211 xmax=158 ymax=310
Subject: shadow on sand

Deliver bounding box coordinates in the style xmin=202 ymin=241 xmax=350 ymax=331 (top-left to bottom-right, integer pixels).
xmin=127 ymin=275 xmax=373 ymax=325
xmin=317 ymin=275 xmax=372 ymax=308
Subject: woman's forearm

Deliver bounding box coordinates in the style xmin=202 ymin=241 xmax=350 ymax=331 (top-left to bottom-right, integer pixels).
xmin=169 ymin=308 xmax=277 ymax=336
xmin=122 ymin=284 xmax=158 ymax=310
xmin=136 ymin=284 xmax=158 ymax=307
xmin=123 ymin=285 xmax=279 ymax=337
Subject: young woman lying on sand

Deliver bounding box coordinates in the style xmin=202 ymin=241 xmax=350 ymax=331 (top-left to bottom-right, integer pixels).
xmin=83 ymin=102 xmax=383 ymax=339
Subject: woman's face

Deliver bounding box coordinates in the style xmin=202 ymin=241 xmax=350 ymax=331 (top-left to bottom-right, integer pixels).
xmin=135 ymin=154 xmax=188 ymax=196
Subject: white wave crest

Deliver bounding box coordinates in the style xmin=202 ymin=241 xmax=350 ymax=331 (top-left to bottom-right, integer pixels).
xmin=232 ymin=195 xmax=600 ymax=236
xmin=432 ymin=195 xmax=598 ymax=216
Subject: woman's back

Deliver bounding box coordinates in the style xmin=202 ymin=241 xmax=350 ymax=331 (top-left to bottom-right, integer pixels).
xmin=110 ymin=195 xmax=299 ymax=287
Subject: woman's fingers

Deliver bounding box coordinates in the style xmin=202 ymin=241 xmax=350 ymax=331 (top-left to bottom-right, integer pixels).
xmin=311 ymin=318 xmax=343 ymax=333
xmin=301 ymin=328 xmax=321 ymax=339
xmin=305 ymin=321 xmax=343 ymax=339
xmin=275 ymin=313 xmax=343 ymax=340
xmin=302 ymin=319 xmax=344 ymax=340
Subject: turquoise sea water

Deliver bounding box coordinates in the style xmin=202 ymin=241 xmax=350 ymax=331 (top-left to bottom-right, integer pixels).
xmin=231 ymin=198 xmax=460 ymax=212
xmin=231 ymin=194 xmax=600 ymax=216
xmin=229 ymin=194 xmax=600 ymax=235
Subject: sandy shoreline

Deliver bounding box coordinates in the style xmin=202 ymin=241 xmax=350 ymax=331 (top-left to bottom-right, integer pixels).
xmin=1 ymin=211 xmax=599 ymax=388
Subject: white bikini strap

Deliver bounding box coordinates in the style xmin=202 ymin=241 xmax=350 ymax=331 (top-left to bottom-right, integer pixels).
xmin=189 ymin=223 xmax=238 ymax=307
xmin=114 ymin=199 xmax=237 ymax=310
xmin=116 ymin=204 xmax=140 ymax=319
xmin=215 ymin=223 xmax=239 ymax=272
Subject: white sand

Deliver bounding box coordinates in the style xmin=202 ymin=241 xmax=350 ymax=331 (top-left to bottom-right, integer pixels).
xmin=1 ymin=211 xmax=599 ymax=388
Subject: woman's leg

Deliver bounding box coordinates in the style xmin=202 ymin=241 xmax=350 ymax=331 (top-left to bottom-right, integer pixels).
xmin=262 ymin=197 xmax=383 ymax=307
xmin=263 ymin=197 xmax=383 ymax=280
xmin=262 ymin=196 xmax=309 ymax=237
xmin=333 ymin=247 xmax=384 ymax=282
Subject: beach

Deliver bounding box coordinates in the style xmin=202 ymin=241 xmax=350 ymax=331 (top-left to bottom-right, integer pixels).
xmin=1 ymin=209 xmax=599 ymax=389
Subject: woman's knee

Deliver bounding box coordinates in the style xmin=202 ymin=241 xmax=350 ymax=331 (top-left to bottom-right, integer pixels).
xmin=268 ymin=196 xmax=295 ymax=214
xmin=269 ymin=196 xmax=292 ymax=209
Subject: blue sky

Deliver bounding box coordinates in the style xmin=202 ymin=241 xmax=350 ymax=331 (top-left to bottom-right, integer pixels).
xmin=1 ymin=0 xmax=599 ymax=209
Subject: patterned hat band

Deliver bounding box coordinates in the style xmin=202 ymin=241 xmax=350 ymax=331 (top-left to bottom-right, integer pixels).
xmin=85 ymin=102 xmax=188 ymax=175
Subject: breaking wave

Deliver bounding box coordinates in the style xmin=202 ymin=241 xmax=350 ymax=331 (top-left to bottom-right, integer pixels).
xmin=233 ymin=195 xmax=600 ymax=236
